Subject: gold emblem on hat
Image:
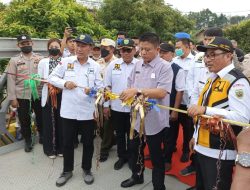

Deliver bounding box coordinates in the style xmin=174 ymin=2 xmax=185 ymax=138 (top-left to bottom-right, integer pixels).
xmin=80 ymin=35 xmax=85 ymax=40
xmin=124 ymin=39 xmax=129 ymax=45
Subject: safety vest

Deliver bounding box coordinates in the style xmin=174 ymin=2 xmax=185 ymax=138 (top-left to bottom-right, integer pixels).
xmin=197 ymin=68 xmax=246 ymax=150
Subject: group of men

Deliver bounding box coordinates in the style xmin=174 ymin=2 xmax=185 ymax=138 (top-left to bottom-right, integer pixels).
xmin=6 ymin=26 xmax=250 ymax=190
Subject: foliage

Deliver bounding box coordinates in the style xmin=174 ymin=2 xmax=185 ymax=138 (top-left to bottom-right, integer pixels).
xmin=0 ymin=0 xmax=114 ymax=39
xmin=224 ymin=19 xmax=250 ymax=53
xmin=97 ymin=0 xmax=194 ymax=41
xmin=187 ymin=9 xmax=229 ymax=30
xmin=0 ymin=59 xmax=9 ymax=73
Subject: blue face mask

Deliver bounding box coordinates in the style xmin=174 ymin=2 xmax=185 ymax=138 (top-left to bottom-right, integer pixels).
xmin=175 ymin=48 xmax=184 ymax=57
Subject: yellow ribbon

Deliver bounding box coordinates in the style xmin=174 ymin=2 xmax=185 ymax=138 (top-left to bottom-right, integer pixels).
xmin=104 ymin=91 xmax=250 ymax=128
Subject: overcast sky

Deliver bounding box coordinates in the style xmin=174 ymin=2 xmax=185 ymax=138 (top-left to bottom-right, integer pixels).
xmin=1 ymin=0 xmax=250 ymax=16
xmin=166 ymin=0 xmax=250 ymax=16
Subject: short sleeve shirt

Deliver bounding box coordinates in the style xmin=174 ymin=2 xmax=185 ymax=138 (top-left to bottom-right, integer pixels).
xmin=128 ymin=56 xmax=173 ymax=135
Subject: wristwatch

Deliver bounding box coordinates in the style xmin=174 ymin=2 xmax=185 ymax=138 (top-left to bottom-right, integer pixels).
xmin=235 ymin=152 xmax=250 ymax=168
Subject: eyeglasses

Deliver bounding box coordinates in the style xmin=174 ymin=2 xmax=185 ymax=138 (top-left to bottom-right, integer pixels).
xmin=120 ymin=48 xmax=133 ymax=53
xmin=204 ymin=52 xmax=227 ymax=60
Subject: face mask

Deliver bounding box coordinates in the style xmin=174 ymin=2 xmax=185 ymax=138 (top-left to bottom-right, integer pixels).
xmin=49 ymin=48 xmax=60 ymax=56
xmin=101 ymin=48 xmax=110 ymax=58
xmin=20 ymin=46 xmax=32 ymax=54
xmin=175 ymin=48 xmax=184 ymax=57
xmin=117 ymin=38 xmax=123 ymax=45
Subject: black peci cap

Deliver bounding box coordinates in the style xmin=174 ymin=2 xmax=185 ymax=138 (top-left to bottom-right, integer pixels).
xmin=160 ymin=43 xmax=175 ymax=53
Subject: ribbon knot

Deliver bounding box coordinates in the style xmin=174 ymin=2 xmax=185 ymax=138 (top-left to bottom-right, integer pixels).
xmin=24 ymin=74 xmax=41 ymax=100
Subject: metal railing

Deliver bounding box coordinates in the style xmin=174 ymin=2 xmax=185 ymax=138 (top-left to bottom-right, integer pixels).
xmin=0 ymin=69 xmax=16 ymax=144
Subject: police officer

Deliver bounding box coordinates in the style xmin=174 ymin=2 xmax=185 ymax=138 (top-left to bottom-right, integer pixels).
xmin=49 ymin=34 xmax=103 ymax=187
xmin=173 ymin=33 xmax=195 ymax=162
xmin=104 ymin=38 xmax=138 ymax=170
xmin=188 ymin=37 xmax=250 ymax=190
xmin=7 ymin=34 xmax=43 ymax=152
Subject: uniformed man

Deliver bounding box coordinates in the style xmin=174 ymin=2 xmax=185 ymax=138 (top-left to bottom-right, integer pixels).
xmin=159 ymin=43 xmax=185 ymax=171
xmin=49 ymin=34 xmax=103 ymax=187
xmin=7 ymin=34 xmax=43 ymax=152
xmin=173 ymin=33 xmax=195 ymax=163
xmin=120 ymin=32 xmax=173 ymax=190
xmin=97 ymin=38 xmax=118 ymax=162
xmin=188 ymin=37 xmax=250 ymax=190
xmin=104 ymin=38 xmax=138 ymax=170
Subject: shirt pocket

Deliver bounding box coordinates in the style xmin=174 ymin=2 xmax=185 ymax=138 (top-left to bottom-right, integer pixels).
xmin=64 ymin=71 xmax=76 ymax=80
xmin=112 ymin=70 xmax=122 ymax=76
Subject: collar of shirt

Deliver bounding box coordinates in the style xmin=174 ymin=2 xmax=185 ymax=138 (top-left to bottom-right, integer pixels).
xmin=142 ymin=55 xmax=160 ymax=68
xmin=176 ymin=52 xmax=194 ymax=61
xmin=120 ymin=57 xmax=138 ymax=65
xmin=216 ymin=63 xmax=234 ymax=79
xmin=71 ymin=56 xmax=92 ymax=66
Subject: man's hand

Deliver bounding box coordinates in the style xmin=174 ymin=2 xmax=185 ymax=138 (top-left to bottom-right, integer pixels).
xmin=237 ymin=127 xmax=250 ymax=153
xmin=120 ymin=88 xmax=137 ymax=102
xmin=64 ymin=81 xmax=77 ymax=90
xmin=189 ymin=138 xmax=195 ymax=153
xmin=64 ymin=27 xmax=72 ymax=38
xmin=103 ymin=107 xmax=111 ymax=120
xmin=84 ymin=87 xmax=90 ymax=95
xmin=170 ymin=111 xmax=178 ymax=121
xmin=11 ymin=99 xmax=19 ymax=108
xmin=187 ymin=105 xmax=206 ymax=118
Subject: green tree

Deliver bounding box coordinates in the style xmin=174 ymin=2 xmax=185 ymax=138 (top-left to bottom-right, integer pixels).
xmin=97 ymin=0 xmax=194 ymax=41
xmin=229 ymin=16 xmax=245 ymax=25
xmin=224 ymin=19 xmax=250 ymax=53
xmin=187 ymin=9 xmax=228 ymax=29
xmin=0 ymin=0 xmax=114 ymax=39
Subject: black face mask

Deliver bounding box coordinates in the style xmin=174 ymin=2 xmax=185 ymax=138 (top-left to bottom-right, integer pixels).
xmin=101 ymin=48 xmax=110 ymax=58
xmin=49 ymin=48 xmax=61 ymax=56
xmin=20 ymin=46 xmax=32 ymax=54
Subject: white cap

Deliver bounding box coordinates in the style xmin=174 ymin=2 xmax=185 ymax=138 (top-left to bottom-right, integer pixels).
xmin=101 ymin=38 xmax=116 ymax=48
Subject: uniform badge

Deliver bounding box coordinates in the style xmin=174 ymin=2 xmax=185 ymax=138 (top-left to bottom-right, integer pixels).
xmin=80 ymin=35 xmax=85 ymax=40
xmin=113 ymin=64 xmax=121 ymax=71
xmin=88 ymin=68 xmax=94 ymax=74
xmin=197 ymin=55 xmax=204 ymax=63
xmin=124 ymin=39 xmax=129 ymax=45
xmin=67 ymin=63 xmax=74 ymax=70
xmin=235 ymin=89 xmax=244 ymax=98
xmin=21 ymin=36 xmax=26 ymax=40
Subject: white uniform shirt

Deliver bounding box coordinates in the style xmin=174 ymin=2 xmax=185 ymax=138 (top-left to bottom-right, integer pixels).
xmin=62 ymin=48 xmax=74 ymax=58
xmin=171 ymin=61 xmax=186 ymax=92
xmin=173 ymin=52 xmax=195 ymax=105
xmin=48 ymin=56 xmax=104 ymax=120
xmin=190 ymin=67 xmax=210 ymax=105
xmin=105 ymin=57 xmax=138 ymax=112
xmin=194 ymin=63 xmax=250 ymax=160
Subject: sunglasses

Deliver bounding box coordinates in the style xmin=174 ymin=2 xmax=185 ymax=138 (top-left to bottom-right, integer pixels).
xmin=120 ymin=48 xmax=133 ymax=53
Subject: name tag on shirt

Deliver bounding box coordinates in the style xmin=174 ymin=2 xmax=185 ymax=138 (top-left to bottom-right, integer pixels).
xmin=151 ymin=73 xmax=155 ymax=79
xmin=88 ymin=68 xmax=95 ymax=74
